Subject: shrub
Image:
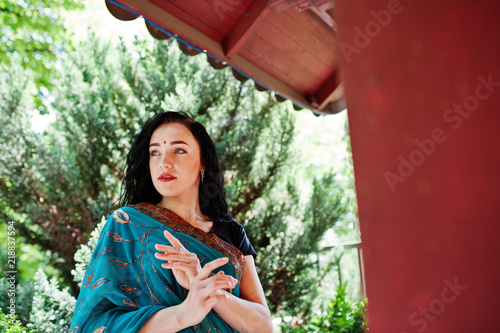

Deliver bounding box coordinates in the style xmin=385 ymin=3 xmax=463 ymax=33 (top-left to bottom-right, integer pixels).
xmin=0 ymin=308 xmax=31 ymax=333
xmin=27 ymin=269 xmax=76 ymax=333
xmin=0 ymin=218 xmax=105 ymax=333
xmin=0 ymin=277 xmax=36 ymax=326
xmin=282 ymin=283 xmax=367 ymax=333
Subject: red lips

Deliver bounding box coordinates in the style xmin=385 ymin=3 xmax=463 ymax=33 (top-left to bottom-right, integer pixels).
xmin=158 ymin=173 xmax=177 ymax=182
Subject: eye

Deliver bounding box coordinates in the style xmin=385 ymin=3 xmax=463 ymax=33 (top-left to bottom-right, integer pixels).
xmin=150 ymin=150 xmax=160 ymax=156
xmin=174 ymin=148 xmax=186 ymax=154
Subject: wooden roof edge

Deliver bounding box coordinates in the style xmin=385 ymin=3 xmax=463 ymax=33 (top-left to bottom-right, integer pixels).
xmin=107 ymin=0 xmax=343 ymax=115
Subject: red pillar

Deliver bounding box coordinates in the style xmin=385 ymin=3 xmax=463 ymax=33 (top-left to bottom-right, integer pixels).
xmin=335 ymin=0 xmax=500 ymax=332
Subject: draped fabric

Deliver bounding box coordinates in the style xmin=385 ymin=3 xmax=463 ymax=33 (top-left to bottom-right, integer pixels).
xmin=69 ymin=203 xmax=246 ymax=333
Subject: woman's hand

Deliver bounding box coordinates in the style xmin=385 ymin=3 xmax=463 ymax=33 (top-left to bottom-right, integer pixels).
xmin=155 ymin=230 xmax=201 ymax=290
xmin=179 ymin=257 xmax=238 ymax=327
xmin=139 ymin=257 xmax=238 ymax=332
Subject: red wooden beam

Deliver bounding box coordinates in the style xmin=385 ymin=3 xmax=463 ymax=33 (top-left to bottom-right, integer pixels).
xmin=269 ymin=0 xmax=331 ymax=12
xmin=223 ymin=0 xmax=270 ymax=59
xmin=313 ymin=69 xmax=342 ymax=110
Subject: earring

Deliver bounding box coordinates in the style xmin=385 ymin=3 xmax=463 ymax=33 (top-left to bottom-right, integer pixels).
xmin=201 ymin=170 xmax=205 ymax=183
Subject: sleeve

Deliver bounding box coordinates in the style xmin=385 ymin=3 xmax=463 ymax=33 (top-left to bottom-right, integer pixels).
xmin=74 ymin=303 xmax=163 ymax=333
xmin=232 ymin=223 xmax=257 ymax=258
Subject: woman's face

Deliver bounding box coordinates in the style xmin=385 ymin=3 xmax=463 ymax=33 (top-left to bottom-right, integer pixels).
xmin=149 ymin=123 xmax=203 ymax=201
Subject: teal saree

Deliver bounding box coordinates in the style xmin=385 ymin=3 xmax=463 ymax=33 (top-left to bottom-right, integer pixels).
xmin=69 ymin=202 xmax=246 ymax=333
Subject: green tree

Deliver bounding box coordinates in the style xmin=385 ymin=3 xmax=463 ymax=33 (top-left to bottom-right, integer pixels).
xmin=0 ymin=35 xmax=140 ymax=288
xmin=0 ymin=0 xmax=83 ymax=88
xmin=0 ymin=32 xmax=356 ymax=320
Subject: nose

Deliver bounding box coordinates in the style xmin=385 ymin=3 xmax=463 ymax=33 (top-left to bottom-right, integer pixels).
xmin=160 ymin=155 xmax=172 ymax=171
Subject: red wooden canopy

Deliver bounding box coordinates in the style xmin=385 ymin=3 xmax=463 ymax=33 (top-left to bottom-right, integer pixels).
xmin=105 ymin=0 xmax=341 ymax=115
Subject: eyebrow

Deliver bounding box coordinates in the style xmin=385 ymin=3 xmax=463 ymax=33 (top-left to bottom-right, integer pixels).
xmin=149 ymin=140 xmax=190 ymax=148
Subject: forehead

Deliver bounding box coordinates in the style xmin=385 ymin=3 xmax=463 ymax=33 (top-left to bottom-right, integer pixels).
xmin=150 ymin=123 xmax=198 ymax=145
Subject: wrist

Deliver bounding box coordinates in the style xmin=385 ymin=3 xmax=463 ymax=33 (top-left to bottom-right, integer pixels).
xmin=175 ymin=302 xmax=191 ymax=328
xmin=212 ymin=290 xmax=231 ymax=310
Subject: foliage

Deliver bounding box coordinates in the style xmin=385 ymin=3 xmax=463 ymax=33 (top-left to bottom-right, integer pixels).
xmin=27 ymin=269 xmax=76 ymax=333
xmin=71 ymin=217 xmax=106 ymax=284
xmin=0 ymin=277 xmax=36 ymax=326
xmin=0 ymin=308 xmax=31 ymax=333
xmin=282 ymin=283 xmax=367 ymax=333
xmin=0 ymin=36 xmax=137 ymax=289
xmin=0 ymin=27 xmax=357 ymax=323
xmin=0 ymin=0 xmax=83 ymax=88
xmin=250 ymin=172 xmax=348 ymax=316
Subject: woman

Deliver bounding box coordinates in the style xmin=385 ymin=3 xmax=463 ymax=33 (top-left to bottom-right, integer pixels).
xmin=69 ymin=112 xmax=272 ymax=333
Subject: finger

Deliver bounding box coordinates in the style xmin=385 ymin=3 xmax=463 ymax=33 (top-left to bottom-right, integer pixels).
xmin=208 ymin=273 xmax=238 ymax=287
xmin=163 ymin=229 xmax=186 ymax=249
xmin=155 ymin=252 xmax=197 ymax=262
xmin=197 ymin=257 xmax=229 ymax=280
xmin=161 ymin=261 xmax=199 ymax=271
xmin=205 ymin=293 xmax=230 ymax=308
xmin=212 ymin=270 xmax=238 ymax=282
xmin=196 ymin=270 xmax=238 ymax=290
xmin=194 ymin=281 xmax=234 ymax=304
xmin=155 ymin=243 xmax=176 ymax=253
xmin=207 ymin=280 xmax=237 ymax=290
xmin=155 ymin=244 xmax=196 ymax=258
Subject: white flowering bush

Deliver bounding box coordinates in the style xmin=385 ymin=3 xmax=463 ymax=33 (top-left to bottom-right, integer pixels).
xmin=27 ymin=269 xmax=76 ymax=333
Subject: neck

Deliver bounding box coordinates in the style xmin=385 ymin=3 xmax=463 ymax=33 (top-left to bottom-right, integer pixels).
xmin=157 ymin=193 xmax=210 ymax=227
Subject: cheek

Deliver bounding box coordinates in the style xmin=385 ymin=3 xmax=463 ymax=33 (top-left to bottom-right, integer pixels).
xmin=149 ymin=160 xmax=157 ymax=175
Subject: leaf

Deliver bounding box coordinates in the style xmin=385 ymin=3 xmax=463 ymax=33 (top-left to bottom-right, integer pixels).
xmin=69 ymin=327 xmax=80 ymax=333
xmin=99 ymin=247 xmax=112 ymax=257
xmin=123 ymin=298 xmax=137 ymax=308
xmin=106 ymin=231 xmax=124 ymax=242
xmin=165 ymin=283 xmax=174 ymax=294
xmin=109 ymin=259 xmax=131 ymax=269
xmin=118 ymin=284 xmax=138 ymax=294
xmin=78 ymin=297 xmax=87 ymax=313
xmin=83 ymin=270 xmax=95 ymax=288
xmin=91 ymin=278 xmax=110 ymax=289
xmin=113 ymin=209 xmax=130 ymax=224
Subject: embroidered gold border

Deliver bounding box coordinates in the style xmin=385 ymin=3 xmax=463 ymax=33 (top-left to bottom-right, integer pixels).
xmin=131 ymin=203 xmax=246 ymax=281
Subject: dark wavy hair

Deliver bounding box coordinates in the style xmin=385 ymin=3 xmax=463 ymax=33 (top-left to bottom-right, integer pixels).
xmin=120 ymin=111 xmax=232 ymax=222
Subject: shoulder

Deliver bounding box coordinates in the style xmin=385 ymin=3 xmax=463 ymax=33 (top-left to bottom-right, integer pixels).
xmin=105 ymin=205 xmax=149 ymax=228
xmin=112 ymin=206 xmax=134 ymax=220
xmin=213 ymin=218 xmax=257 ymax=256
xmin=215 ymin=218 xmax=246 ymax=235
